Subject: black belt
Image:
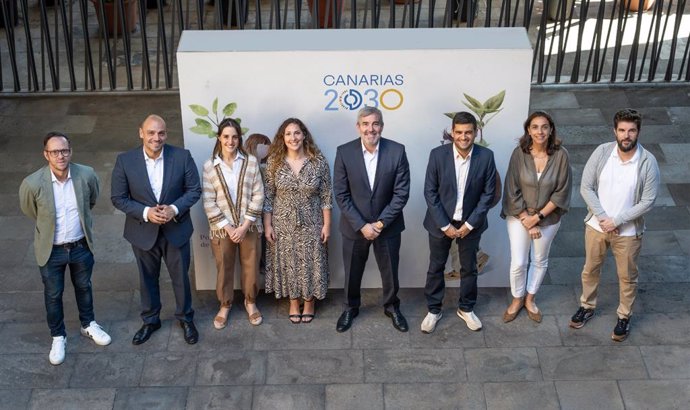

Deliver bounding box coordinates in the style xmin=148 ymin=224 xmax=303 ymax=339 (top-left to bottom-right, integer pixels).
xmin=54 ymin=237 xmax=87 ymax=250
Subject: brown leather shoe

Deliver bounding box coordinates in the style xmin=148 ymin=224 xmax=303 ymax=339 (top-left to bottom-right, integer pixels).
xmin=502 ymin=299 xmax=524 ymax=323
xmin=503 ymin=307 xmax=521 ymax=323
xmin=526 ymin=307 xmax=543 ymax=323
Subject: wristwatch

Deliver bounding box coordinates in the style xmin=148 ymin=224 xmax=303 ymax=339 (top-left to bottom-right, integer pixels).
xmin=374 ymin=220 xmax=384 ymax=230
xmin=537 ymin=211 xmax=545 ymax=220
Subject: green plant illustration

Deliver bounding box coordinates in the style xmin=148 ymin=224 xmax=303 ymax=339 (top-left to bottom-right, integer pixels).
xmin=188 ymin=97 xmax=247 ymax=138
xmin=444 ymin=90 xmax=505 ymax=147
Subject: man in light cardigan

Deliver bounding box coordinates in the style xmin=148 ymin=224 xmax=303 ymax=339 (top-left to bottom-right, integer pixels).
xmin=569 ymin=109 xmax=660 ymax=342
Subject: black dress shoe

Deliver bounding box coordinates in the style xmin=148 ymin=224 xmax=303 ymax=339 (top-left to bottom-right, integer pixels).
xmin=336 ymin=308 xmax=359 ymax=333
xmin=180 ymin=321 xmax=199 ymax=344
xmin=132 ymin=322 xmax=161 ymax=345
xmin=385 ymin=308 xmax=409 ymax=332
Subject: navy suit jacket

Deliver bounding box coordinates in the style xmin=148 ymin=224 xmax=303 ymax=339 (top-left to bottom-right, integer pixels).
xmin=423 ymin=143 xmax=497 ymax=239
xmin=111 ymin=144 xmax=201 ymax=251
xmin=333 ymin=137 xmax=410 ymax=240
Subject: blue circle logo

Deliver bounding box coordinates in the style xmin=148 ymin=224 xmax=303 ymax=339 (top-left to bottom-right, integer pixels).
xmin=339 ymin=89 xmax=363 ymax=110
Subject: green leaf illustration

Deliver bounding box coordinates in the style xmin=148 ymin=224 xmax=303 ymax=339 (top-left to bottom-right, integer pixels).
xmin=191 ymin=118 xmax=214 ymax=135
xmin=462 ymin=102 xmax=487 ymax=117
xmin=189 ymin=104 xmax=209 ymax=116
xmin=189 ymin=98 xmax=247 ymax=137
xmin=483 ymin=110 xmax=503 ymax=127
xmin=483 ymin=90 xmax=506 ymax=111
xmin=445 ymin=90 xmax=507 ymax=146
xmin=463 ymin=93 xmax=483 ymax=110
xmin=190 ymin=125 xmax=209 ymax=134
xmin=241 ymin=127 xmax=249 ymax=135
xmin=223 ymin=103 xmax=237 ymax=117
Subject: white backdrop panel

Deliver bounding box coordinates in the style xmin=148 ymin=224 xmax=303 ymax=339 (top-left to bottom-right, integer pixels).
xmin=177 ymin=28 xmax=532 ymax=290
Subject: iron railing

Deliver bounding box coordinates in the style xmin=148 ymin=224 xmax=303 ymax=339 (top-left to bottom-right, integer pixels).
xmin=1 ymin=0 xmax=689 ymax=92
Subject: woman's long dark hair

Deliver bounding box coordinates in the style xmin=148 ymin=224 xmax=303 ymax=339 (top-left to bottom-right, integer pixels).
xmin=212 ymin=118 xmax=247 ymax=159
xmin=518 ymin=111 xmax=562 ymax=155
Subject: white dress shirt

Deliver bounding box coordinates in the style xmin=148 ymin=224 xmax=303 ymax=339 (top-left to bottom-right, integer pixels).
xmin=441 ymin=145 xmax=475 ymax=232
xmin=51 ymin=169 xmax=84 ymax=245
xmin=362 ymin=142 xmax=379 ymax=190
xmin=452 ymin=145 xmax=473 ymax=221
xmin=142 ymin=147 xmax=178 ymax=221
xmin=587 ymin=147 xmax=640 ymax=236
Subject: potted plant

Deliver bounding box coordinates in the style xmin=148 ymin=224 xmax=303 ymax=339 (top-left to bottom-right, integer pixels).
xmin=626 ymin=0 xmax=655 ymax=11
xmin=547 ymin=0 xmax=574 ymax=20
xmin=91 ymin=0 xmax=138 ymax=36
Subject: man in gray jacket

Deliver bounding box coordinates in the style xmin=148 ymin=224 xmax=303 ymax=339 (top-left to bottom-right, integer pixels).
xmin=569 ymin=109 xmax=659 ymax=341
xmin=19 ymin=132 xmax=111 ymax=365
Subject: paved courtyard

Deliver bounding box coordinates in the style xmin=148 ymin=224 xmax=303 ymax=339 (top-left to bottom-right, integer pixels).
xmin=0 ymin=86 xmax=689 ymax=409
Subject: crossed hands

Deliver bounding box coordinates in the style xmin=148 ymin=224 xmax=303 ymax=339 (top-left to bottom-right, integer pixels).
xmin=443 ymin=224 xmax=470 ymax=240
xmin=224 ymin=224 xmax=248 ymax=243
xmin=361 ymin=223 xmax=381 ymax=241
xmin=598 ymin=216 xmax=619 ymax=234
xmin=147 ymin=205 xmax=175 ymax=225
xmin=520 ymin=214 xmax=540 ymax=230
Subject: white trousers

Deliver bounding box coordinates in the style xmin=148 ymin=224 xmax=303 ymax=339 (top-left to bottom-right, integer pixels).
xmin=506 ymin=216 xmax=561 ymax=298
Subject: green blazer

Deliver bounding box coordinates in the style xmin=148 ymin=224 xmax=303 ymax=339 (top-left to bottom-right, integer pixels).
xmin=19 ymin=163 xmax=99 ymax=266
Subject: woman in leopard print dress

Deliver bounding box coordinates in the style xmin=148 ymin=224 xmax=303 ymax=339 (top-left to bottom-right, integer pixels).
xmin=263 ymin=118 xmax=333 ymax=323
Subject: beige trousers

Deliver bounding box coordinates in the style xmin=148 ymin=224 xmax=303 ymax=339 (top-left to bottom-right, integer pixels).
xmin=580 ymin=225 xmax=642 ymax=319
xmin=211 ymin=230 xmax=259 ymax=307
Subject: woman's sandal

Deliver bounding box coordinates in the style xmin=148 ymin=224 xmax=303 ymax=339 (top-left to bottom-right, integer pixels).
xmin=301 ymin=298 xmax=315 ymax=324
xmin=213 ymin=306 xmax=231 ymax=330
xmin=289 ymin=299 xmax=302 ymax=324
xmin=244 ymin=300 xmax=263 ymax=326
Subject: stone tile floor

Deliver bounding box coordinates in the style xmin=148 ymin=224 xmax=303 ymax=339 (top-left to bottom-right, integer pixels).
xmin=1 ymin=86 xmax=689 ymax=409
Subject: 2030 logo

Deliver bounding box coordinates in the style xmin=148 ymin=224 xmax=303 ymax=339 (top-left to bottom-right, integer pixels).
xmin=324 ymin=88 xmax=404 ymax=111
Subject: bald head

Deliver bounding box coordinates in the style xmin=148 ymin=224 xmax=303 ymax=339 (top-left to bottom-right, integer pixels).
xmin=140 ymin=114 xmax=166 ymax=130
xmin=139 ymin=114 xmax=168 ymax=159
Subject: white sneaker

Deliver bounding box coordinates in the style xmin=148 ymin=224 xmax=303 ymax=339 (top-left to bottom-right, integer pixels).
xmin=456 ymin=309 xmax=482 ymax=331
xmin=81 ymin=321 xmax=112 ymax=346
xmin=421 ymin=311 xmax=443 ymax=334
xmin=49 ymin=336 xmax=66 ymax=365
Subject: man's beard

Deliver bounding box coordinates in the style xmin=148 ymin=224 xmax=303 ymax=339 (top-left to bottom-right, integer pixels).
xmin=618 ymin=138 xmax=637 ymax=152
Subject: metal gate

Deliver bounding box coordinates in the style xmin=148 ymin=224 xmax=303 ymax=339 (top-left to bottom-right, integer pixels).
xmin=1 ymin=0 xmax=689 ymax=92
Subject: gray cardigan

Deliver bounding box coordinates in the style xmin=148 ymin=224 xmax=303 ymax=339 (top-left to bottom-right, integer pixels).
xmin=580 ymin=142 xmax=660 ymax=235
xmin=501 ymin=146 xmax=572 ymax=226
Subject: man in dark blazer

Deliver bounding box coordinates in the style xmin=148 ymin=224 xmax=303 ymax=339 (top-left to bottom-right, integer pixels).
xmin=333 ymin=106 xmax=410 ymax=333
xmin=111 ymin=115 xmax=202 ymax=345
xmin=421 ymin=112 xmax=497 ymax=334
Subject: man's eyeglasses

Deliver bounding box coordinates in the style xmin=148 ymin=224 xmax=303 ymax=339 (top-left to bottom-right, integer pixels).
xmin=45 ymin=149 xmax=72 ymax=158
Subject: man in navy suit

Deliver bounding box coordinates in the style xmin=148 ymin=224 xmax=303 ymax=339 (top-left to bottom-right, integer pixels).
xmin=333 ymin=106 xmax=410 ymax=333
xmin=421 ymin=112 xmax=497 ymax=334
xmin=111 ymin=115 xmax=202 ymax=345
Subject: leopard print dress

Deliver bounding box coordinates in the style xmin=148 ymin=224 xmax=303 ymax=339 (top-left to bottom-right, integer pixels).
xmin=263 ymin=154 xmax=333 ymax=300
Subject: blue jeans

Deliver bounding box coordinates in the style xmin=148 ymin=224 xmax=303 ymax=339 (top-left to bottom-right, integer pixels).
xmin=39 ymin=240 xmax=95 ymax=337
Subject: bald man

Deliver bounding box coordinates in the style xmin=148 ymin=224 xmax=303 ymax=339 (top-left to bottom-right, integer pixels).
xmin=111 ymin=115 xmax=201 ymax=345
